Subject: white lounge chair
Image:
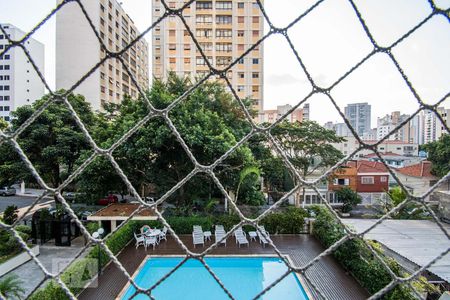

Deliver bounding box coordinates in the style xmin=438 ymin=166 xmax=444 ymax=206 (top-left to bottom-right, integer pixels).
xmin=234 ymin=227 xmax=246 ymax=239
xmin=134 ymin=232 xmax=145 ymax=249
xmin=144 ymin=236 xmax=157 ymax=250
xmin=215 ymin=232 xmax=227 ymax=246
xmin=193 ymin=225 xmax=202 ymax=232
xmin=236 ymin=234 xmax=249 ymax=247
xmin=257 ymin=231 xmax=268 ymax=247
xmin=259 ymin=225 xmax=270 ymax=238
xmin=192 ymin=231 xmax=204 ymax=248
xmin=234 ymin=227 xmax=249 ymax=247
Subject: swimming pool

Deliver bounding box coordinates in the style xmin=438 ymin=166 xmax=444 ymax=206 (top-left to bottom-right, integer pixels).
xmin=121 ymin=256 xmax=309 ymax=300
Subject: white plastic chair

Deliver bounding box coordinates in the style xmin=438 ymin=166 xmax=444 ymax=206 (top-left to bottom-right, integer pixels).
xmin=159 ymin=226 xmax=168 ymax=242
xmin=134 ymin=232 xmax=145 ymax=249
xmin=145 ymin=236 xmax=158 ymax=250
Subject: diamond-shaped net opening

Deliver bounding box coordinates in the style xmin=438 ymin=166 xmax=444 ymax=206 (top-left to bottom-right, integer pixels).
xmin=0 ymin=0 xmax=449 ymax=299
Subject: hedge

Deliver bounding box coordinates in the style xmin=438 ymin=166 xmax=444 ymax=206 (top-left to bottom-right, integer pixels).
xmin=311 ymin=206 xmax=437 ymax=299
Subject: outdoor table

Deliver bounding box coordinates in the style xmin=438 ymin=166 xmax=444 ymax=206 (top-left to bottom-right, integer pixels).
xmin=248 ymin=231 xmax=257 ymax=242
xmin=203 ymin=231 xmax=212 ymax=241
xmin=145 ymin=229 xmax=161 ymax=238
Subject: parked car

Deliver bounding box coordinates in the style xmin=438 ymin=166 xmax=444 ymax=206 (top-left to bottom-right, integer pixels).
xmin=97 ymin=194 xmax=118 ymax=206
xmin=0 ymin=186 xmax=16 ymax=196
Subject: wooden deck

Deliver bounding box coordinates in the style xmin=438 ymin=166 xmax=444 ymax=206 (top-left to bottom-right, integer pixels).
xmin=79 ymin=235 xmax=369 ymax=300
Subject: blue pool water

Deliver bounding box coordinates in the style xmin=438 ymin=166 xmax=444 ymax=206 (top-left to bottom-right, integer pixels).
xmin=121 ymin=257 xmax=309 ymax=300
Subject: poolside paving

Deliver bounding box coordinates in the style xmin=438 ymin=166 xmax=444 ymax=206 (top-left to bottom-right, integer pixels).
xmin=78 ymin=234 xmax=369 ymax=300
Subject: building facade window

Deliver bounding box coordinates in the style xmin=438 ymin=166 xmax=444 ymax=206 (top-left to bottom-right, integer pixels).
xmin=196 ymin=29 xmax=212 ymax=38
xmin=196 ymin=15 xmax=212 ymax=24
xmin=216 ymin=29 xmax=232 ymax=38
xmin=216 ymin=1 xmax=232 ymax=10
xmin=199 ymin=42 xmax=213 ymax=51
xmin=216 ymin=15 xmax=232 ymax=24
xmin=361 ymin=176 xmax=374 ymax=184
xmin=196 ymin=1 xmax=212 ymax=10
xmin=216 ymin=43 xmax=232 ymax=52
xmin=216 ymin=56 xmax=231 ymax=66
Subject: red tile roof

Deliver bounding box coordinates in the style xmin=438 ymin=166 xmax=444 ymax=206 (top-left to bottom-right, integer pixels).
xmin=343 ymin=160 xmax=389 ymax=173
xmin=356 ymin=160 xmax=389 ymax=173
xmin=397 ymin=161 xmax=434 ymax=178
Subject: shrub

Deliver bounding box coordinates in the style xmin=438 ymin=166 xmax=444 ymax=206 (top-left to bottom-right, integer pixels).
xmin=28 ymin=281 xmax=67 ymax=300
xmin=0 ymin=274 xmax=25 ymax=299
xmin=336 ymin=187 xmax=361 ymax=213
xmin=260 ymin=207 xmax=307 ymax=234
xmin=15 ymin=224 xmax=32 ymax=235
xmin=2 ymin=205 xmax=18 ymax=225
xmin=85 ymin=222 xmax=100 ymax=234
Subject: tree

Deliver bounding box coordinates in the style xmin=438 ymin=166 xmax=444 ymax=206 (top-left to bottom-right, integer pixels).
xmin=387 ymin=186 xmax=428 ymax=220
xmin=423 ymin=134 xmax=450 ymax=178
xmin=336 ymin=187 xmax=361 ymax=213
xmin=233 ymin=166 xmax=264 ymax=207
xmin=2 ymin=205 xmax=18 ymax=225
xmin=271 ymin=120 xmax=345 ymax=207
xmin=0 ymin=274 xmax=25 ymax=299
xmin=77 ymin=74 xmax=257 ymax=208
xmin=0 ymin=93 xmax=98 ymax=190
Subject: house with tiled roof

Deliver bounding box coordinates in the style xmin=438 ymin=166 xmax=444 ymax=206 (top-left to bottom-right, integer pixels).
xmin=329 ymin=160 xmax=389 ymax=205
xmin=394 ymin=161 xmax=438 ymax=200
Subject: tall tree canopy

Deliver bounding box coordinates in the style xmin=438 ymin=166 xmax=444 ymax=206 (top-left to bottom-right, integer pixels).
xmin=0 ymin=94 xmax=97 ymax=188
xmin=423 ymin=134 xmax=450 ymax=178
xmin=77 ymin=74 xmax=259 ymax=206
xmin=271 ymin=120 xmax=345 ymax=178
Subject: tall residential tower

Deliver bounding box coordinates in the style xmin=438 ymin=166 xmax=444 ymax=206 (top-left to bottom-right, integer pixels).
xmin=152 ymin=0 xmax=264 ymax=115
xmin=0 ymin=24 xmax=45 ymax=122
xmin=56 ymin=0 xmax=149 ymax=111
xmin=344 ymin=102 xmax=371 ymax=137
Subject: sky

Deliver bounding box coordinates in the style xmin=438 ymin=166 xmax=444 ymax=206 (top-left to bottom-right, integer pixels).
xmin=1 ymin=0 xmax=449 ymax=127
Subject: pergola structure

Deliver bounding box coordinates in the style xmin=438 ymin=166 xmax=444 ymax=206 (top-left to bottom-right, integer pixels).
xmin=87 ymin=203 xmax=158 ymax=231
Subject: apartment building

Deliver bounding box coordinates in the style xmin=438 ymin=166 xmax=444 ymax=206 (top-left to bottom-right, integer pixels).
xmin=0 ymin=24 xmax=45 ymax=121
xmin=417 ymin=107 xmax=449 ymax=144
xmin=261 ymin=104 xmax=309 ymax=124
xmin=344 ymin=102 xmax=371 ymax=137
xmin=376 ymin=111 xmax=411 ymax=142
xmin=152 ymin=0 xmax=264 ymax=114
xmin=56 ymin=0 xmax=149 ymax=111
